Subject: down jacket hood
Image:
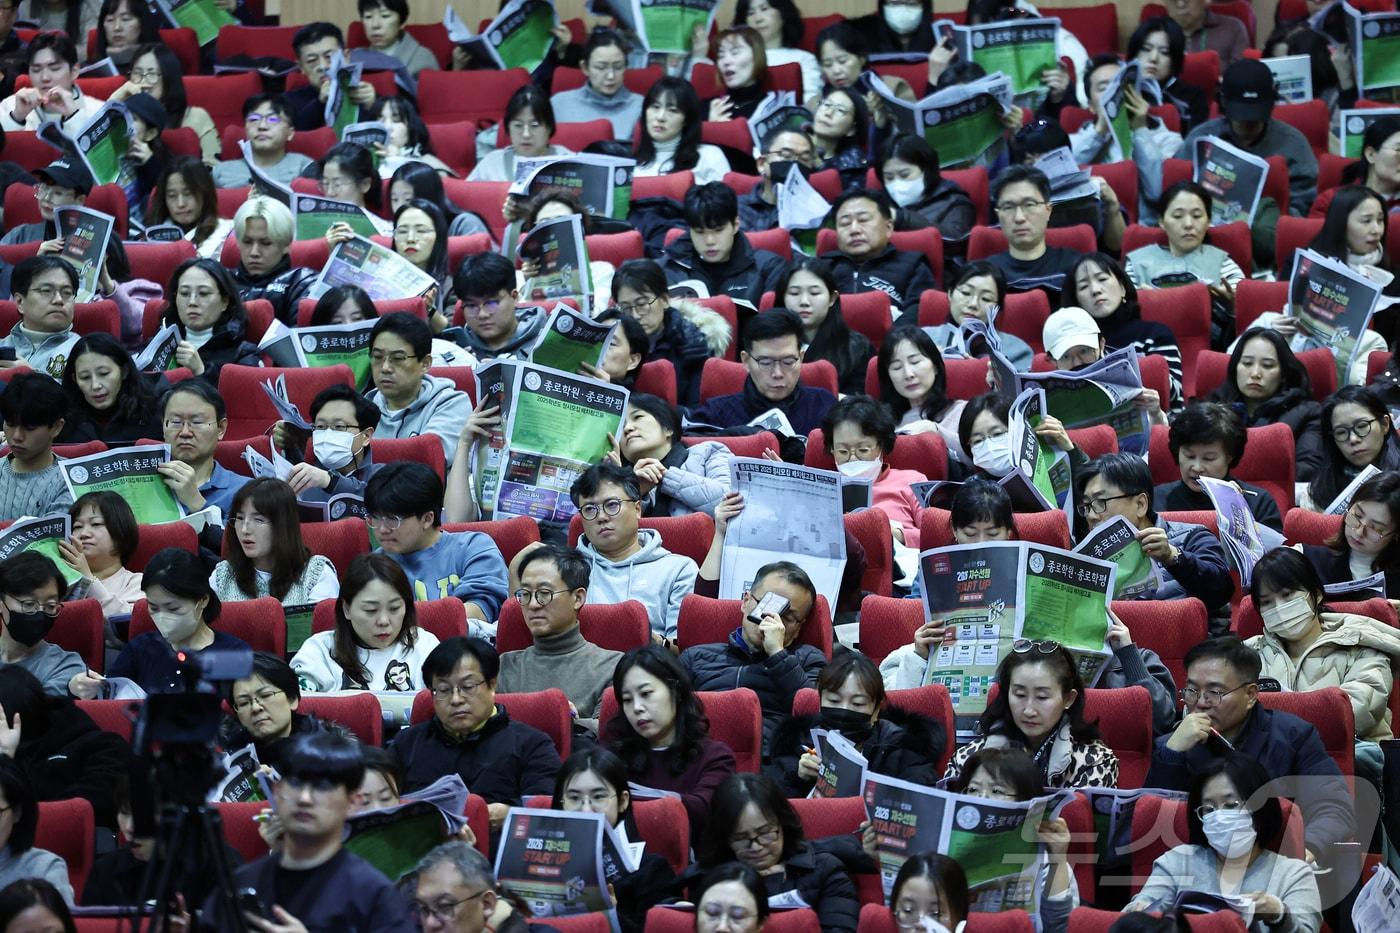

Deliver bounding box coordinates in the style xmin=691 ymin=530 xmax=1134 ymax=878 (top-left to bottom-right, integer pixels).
xmin=669 ymin=298 xmax=732 ymax=359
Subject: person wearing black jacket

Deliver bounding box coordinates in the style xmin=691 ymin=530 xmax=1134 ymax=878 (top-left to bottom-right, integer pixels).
xmin=876 ymin=134 xmax=976 ymax=243
xmin=738 ymin=127 xmax=817 ymax=234
xmin=612 ymin=260 xmax=723 ymax=407
xmin=778 ymin=258 xmax=873 ymax=396
xmin=162 ymin=258 xmax=261 ymax=385
xmin=660 ymin=183 xmax=786 ymax=310
xmin=228 ymin=196 xmax=317 ymax=324
xmin=286 ymin=22 xmax=378 ymax=131
xmin=1209 ymin=328 xmax=1325 ymax=483
xmin=218 ymin=653 xmax=350 ymax=773
xmin=847 ymin=0 xmax=936 ymax=55
xmin=820 ymin=189 xmax=938 ymax=320
xmin=1151 ymin=403 xmax=1283 ymax=533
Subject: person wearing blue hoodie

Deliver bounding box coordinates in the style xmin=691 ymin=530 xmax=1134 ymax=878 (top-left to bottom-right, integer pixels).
xmin=365 ymin=313 xmax=473 ymax=466
xmin=569 ymin=463 xmax=698 ymax=644
xmin=365 ymin=462 xmax=509 ymax=639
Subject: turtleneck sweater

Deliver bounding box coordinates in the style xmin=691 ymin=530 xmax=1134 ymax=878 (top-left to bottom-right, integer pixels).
xmin=496 ymin=623 xmax=624 ymax=727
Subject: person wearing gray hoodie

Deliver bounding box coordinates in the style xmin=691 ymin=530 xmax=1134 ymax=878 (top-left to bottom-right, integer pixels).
xmin=452 ymin=253 xmax=549 ymax=362
xmin=365 ymin=313 xmax=473 ymax=465
xmin=570 ymin=463 xmax=699 ymax=643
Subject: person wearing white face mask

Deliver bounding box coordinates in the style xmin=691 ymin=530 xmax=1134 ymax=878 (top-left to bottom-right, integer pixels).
xmin=876 ymin=135 xmax=976 ymax=243
xmin=957 ymin=392 xmax=1080 ymax=483
xmin=272 ymin=384 xmax=383 ymax=508
xmin=1126 ymin=755 xmax=1322 ymax=933
xmin=848 ymin=0 xmax=937 ymax=56
xmin=822 ymin=396 xmax=927 ymax=548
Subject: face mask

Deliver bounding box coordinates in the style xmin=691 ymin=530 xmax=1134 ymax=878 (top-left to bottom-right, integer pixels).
xmin=1260 ymin=595 xmax=1315 ymax=641
xmin=4 ymin=610 xmax=53 ymax=647
xmin=917 ymin=918 xmax=954 ymax=933
xmin=1201 ymin=809 xmax=1257 ymax=859
xmin=312 ymin=428 xmax=357 ymax=471
xmin=883 ymin=4 xmax=924 ymax=34
xmin=151 ymin=608 xmax=201 ymax=644
xmin=768 ymin=160 xmax=812 ymax=184
xmin=821 ymin=705 xmax=875 ymax=743
xmin=837 ymin=459 xmax=881 ymax=479
xmin=885 ymin=176 xmax=925 ymax=208
xmin=971 ymin=434 xmax=1014 ymax=477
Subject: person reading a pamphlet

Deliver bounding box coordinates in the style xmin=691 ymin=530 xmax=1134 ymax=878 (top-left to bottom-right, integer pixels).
xmin=768 ymin=651 xmax=944 ymax=798
xmin=1207 ymin=329 xmax=1324 ymax=482
xmin=308 ymin=283 xmax=471 ymax=368
xmin=62 ymin=491 xmax=144 ymax=622
xmin=468 ymin=85 xmax=574 ymax=184
xmin=451 ymin=252 xmax=548 ymax=363
xmin=958 ymin=391 xmax=1082 ymax=482
xmin=0 ymin=552 xmax=83 ymax=698
xmin=875 ymin=327 xmax=965 ymax=454
xmin=273 ymin=383 xmax=384 ymax=503
xmin=388 ymin=637 xmax=561 ymax=824
xmin=777 ymin=258 xmax=874 ymax=396
xmin=924 ymin=262 xmax=1034 ymax=371
xmin=364 ymin=462 xmax=509 ymax=627
xmin=291 ymin=554 xmax=440 ymax=694
xmin=0 ymin=374 xmax=71 ymax=518
xmin=633 ymin=77 xmax=732 ymax=186
xmin=1040 ymin=308 xmax=1169 ymax=425
xmin=1127 ymin=17 xmax=1209 ymax=133
xmin=496 ymin=545 xmax=623 ymax=732
xmin=612 ymin=259 xmax=729 ymax=406
xmin=0 ymin=257 xmax=81 ymax=380
xmin=819 ymin=190 xmax=937 ymax=319
xmin=875 ymin=135 xmax=977 ymax=242
xmin=610 ymin=394 xmax=733 ymax=518
xmin=365 ymin=313 xmax=474 ymax=463
xmin=229 ymin=197 xmax=317 ymax=323
xmin=604 ymin=645 xmax=737 ymax=835
xmin=210 ymin=478 xmax=340 ymax=604
xmin=0 ymin=758 xmax=73 ymax=904
xmin=1302 ymin=473 xmax=1400 ymax=601
xmin=694 ymin=863 xmax=771 ymax=933
xmin=1305 ymin=186 xmax=1400 ymax=308
xmin=199 ymin=731 xmax=417 ymax=932
xmin=118 ymin=91 xmax=168 ymax=226
xmin=552 ymin=30 xmax=643 ymax=141
xmin=1123 ymin=182 xmax=1248 ymax=305
xmin=1303 ymin=387 xmax=1400 ymax=512
xmin=698 ymin=773 xmax=860 ymax=933
xmin=592 ymin=310 xmax=648 ymax=388
xmin=0 ymin=35 xmax=103 ymax=131
xmin=1146 ymin=636 xmax=1356 ymax=862
xmin=161 ymin=258 xmax=260 ymax=383
xmin=144 ymin=158 xmax=233 ymax=258
xmin=738 ymin=126 xmax=818 ymax=234
xmin=1312 ymin=116 xmax=1400 ymax=219
xmin=157 ymin=377 xmax=251 ymax=520
xmin=1126 ymin=755 xmax=1322 ymax=932
xmin=1 ymin=159 xmax=93 ymax=250
xmin=1152 ymin=403 xmax=1283 ymax=533
xmin=287 ymin=23 xmax=378 ymax=132
xmin=1246 ymin=547 xmax=1400 ymax=788
xmin=660 ymin=183 xmax=786 ymax=310
xmin=111 ymin=44 xmax=221 ymax=165
xmin=218 ymin=654 xmax=348 ymax=775
xmin=982 ymin=166 xmax=1083 ymax=304
xmin=211 ymin=94 xmax=315 ymax=189
xmin=823 ymin=395 xmax=925 ymax=546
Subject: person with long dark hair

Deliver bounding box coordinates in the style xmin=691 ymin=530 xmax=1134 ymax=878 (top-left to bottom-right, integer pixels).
xmin=210 ymin=478 xmax=339 ymax=605
xmin=1127 ymin=16 xmax=1208 ymax=133
xmin=366 ymin=95 xmax=453 ymax=177
xmin=810 ymin=87 xmax=869 ymax=190
xmin=316 ymin=141 xmax=383 ymax=214
xmin=144 ymin=157 xmax=231 ymax=257
xmin=777 ymin=258 xmax=873 ymax=395
xmin=877 ymin=326 xmax=965 ymax=454
xmin=809 ymin=22 xmax=917 ymax=115
xmin=91 ymin=0 xmax=158 ymax=69
xmin=57 ymin=333 xmax=162 ymax=444
xmin=111 ymin=43 xmax=218 ymax=164
xmin=1303 ymin=386 xmax=1400 ymax=511
xmin=1304 ymin=473 xmax=1400 ymax=601
xmin=162 ymin=257 xmax=260 ymax=383
xmin=1313 ymin=114 xmax=1400 ymax=218
xmin=0 ymin=878 xmax=76 ymax=930
xmin=733 ymin=0 xmax=820 ymax=104
xmin=634 ymin=77 xmax=730 ymax=184
xmin=614 ymin=393 xmax=732 ymax=517
xmin=886 ymin=854 xmax=970 ymax=933
xmin=924 ymin=261 xmax=1034 ymax=370
xmin=849 ymin=0 xmax=936 ymax=56
xmin=387 ymin=160 xmax=491 ymax=240
xmin=876 ymin=134 xmax=975 ymax=241
xmin=1209 ymin=328 xmax=1324 ymax=481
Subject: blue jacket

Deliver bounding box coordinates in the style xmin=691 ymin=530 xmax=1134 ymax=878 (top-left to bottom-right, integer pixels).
xmin=687 ymin=378 xmax=837 ymax=437
xmin=378 ymin=530 xmax=509 ymax=621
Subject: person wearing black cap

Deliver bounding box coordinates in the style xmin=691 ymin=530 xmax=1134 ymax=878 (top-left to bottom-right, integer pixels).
xmin=119 ymin=91 xmax=167 ymax=226
xmin=0 ymin=157 xmax=92 ymax=247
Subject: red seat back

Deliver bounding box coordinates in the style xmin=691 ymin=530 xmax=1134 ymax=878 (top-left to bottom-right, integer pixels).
xmin=48 ymin=599 xmax=105 ymax=674
xmin=300 ymin=519 xmax=371 ymax=578
xmin=793 ymin=684 xmax=955 ymax=775
xmin=677 ymin=593 xmax=833 ymax=659
xmin=843 ymin=509 xmax=896 ymax=598
xmin=131 ymin=596 xmax=285 ymax=656
xmin=1110 ymin=599 xmax=1208 ymax=689
xmin=37 ymin=798 xmax=94 ymax=897
xmin=1257 ymin=687 xmax=1356 ymax=776
xmin=634 ymin=359 xmax=677 ymax=406
xmin=217 ymin=364 xmax=356 ymax=439
xmin=857 ymin=594 xmax=924 ymax=665
xmin=297 ymin=693 xmax=383 ymax=746
xmin=444 ymin=517 xmax=541 ymax=566
xmin=495 ymin=599 xmax=653 ymax=655
xmin=967 ymin=224 xmax=1097 ymax=261
xmin=75 ymin=699 xmax=138 ymax=744
xmin=185 ymin=73 xmax=262 ymax=135
xmin=1282 ymin=509 xmax=1342 ymax=547
xmin=129 ymin=522 xmax=199 ymax=572
xmin=417 ymin=69 xmax=532 ymax=125
xmin=804 ymin=428 xmax=947 ymax=480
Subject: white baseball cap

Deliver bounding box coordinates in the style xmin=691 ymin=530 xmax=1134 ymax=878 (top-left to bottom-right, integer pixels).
xmin=1042 ymin=307 xmax=1101 ymax=361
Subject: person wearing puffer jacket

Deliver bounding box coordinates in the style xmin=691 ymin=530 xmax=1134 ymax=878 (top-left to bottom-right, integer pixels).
xmin=365 ymin=314 xmax=473 ymax=465
xmin=612 ymin=260 xmax=730 ymax=407
xmin=615 ymin=393 xmax=732 ymax=518
xmin=820 ymin=190 xmax=938 ymax=320
xmin=228 ymin=197 xmax=316 ymax=324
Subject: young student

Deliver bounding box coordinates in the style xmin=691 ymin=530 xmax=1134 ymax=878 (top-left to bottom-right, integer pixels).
xmin=1040 ymin=308 xmax=1168 ymax=424
xmin=877 ymin=134 xmax=976 ymax=242
xmin=287 ymin=22 xmax=378 ymax=131
xmin=983 ymin=165 xmax=1082 ymax=303
xmin=366 ymin=313 xmax=473 ymax=465
xmin=659 ymin=183 xmax=786 ymax=310
xmin=1152 ymin=403 xmax=1283 ymax=532
xmin=58 ymin=334 xmax=164 ymax=446
xmin=211 ymin=94 xmax=315 ymax=189
xmin=61 ymin=491 xmax=144 ymax=621
xmin=199 ymin=732 xmax=416 ymax=932
xmin=818 ymin=189 xmax=937 ymax=319
xmin=0 ymin=373 xmax=71 ymax=519
xmin=611 ymin=259 xmax=728 ymax=407
xmin=451 ymin=253 xmax=547 ymax=362
xmin=0 ymin=553 xmax=82 ymax=698
xmin=0 ymin=256 xmax=81 ymax=380
xmin=634 ymin=77 xmax=731 ymax=184
xmin=364 ymin=462 xmax=508 ymax=635
xmin=273 ymin=384 xmax=383 ymax=506
xmin=0 ymin=34 xmax=103 ymax=130
xmin=114 ymin=44 xmax=220 ymax=165
xmin=210 ymin=478 xmax=340 ymax=604
xmin=228 ymin=197 xmax=317 ymax=324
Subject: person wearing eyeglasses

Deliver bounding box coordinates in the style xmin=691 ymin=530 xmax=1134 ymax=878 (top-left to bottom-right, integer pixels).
xmin=0 ymin=554 xmax=81 ymax=699
xmin=884 ymin=853 xmax=969 ymax=933
xmin=404 ymin=842 xmax=510 ymax=933
xmin=451 ymin=253 xmax=549 ymax=363
xmin=1077 ymin=452 xmax=1234 ymax=629
xmin=496 ymin=545 xmax=623 ymax=734
xmin=154 ymin=380 xmax=250 ymax=528
xmin=1151 ymin=403 xmax=1283 ymax=533
xmin=211 ymin=94 xmax=314 ymax=190
xmin=315 ymin=142 xmax=381 ymax=216
xmin=569 ymin=463 xmax=698 ymax=645
xmin=983 ymin=166 xmax=1082 ymax=305
xmin=1301 ymin=473 xmax=1400 ymax=603
xmin=219 ymin=654 xmax=342 ymax=776
xmin=468 ymin=85 xmax=572 ymax=185
xmin=739 ymin=126 xmax=817 ymax=234
xmin=0 ymin=257 xmax=80 ymax=380
xmin=611 ymin=259 xmax=727 ymax=408
xmin=366 ymin=314 xmax=473 ymax=465
xmin=660 ymin=183 xmax=787 ymax=313
xmin=0 ymin=373 xmax=71 ymax=521
xmin=1302 ymin=386 xmax=1400 ymax=512
xmin=1147 ymin=637 xmax=1355 ymax=865
xmin=693 ymin=862 xmax=769 ymax=933
xmin=818 ymin=190 xmax=937 ymax=320
xmin=286 ymin=23 xmax=378 ymax=132
xmin=160 ymin=257 xmax=260 ymax=385
xmin=552 ymin=30 xmax=642 ymax=141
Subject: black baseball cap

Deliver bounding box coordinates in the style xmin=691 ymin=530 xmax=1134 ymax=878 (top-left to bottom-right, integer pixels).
xmin=1220 ymin=59 xmax=1277 ymax=123
xmin=35 ymin=158 xmax=93 ymax=194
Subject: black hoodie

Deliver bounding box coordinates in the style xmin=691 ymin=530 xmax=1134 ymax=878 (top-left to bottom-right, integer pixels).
xmin=660 ymin=233 xmax=786 ymax=310
xmin=764 ymin=706 xmax=946 ymax=798
xmin=16 ymin=699 xmax=128 ymax=828
xmin=820 ymin=243 xmax=938 ymax=317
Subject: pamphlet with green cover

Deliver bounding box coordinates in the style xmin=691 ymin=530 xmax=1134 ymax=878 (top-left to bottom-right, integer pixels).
xmin=343 ymin=801 xmax=447 ymax=881
xmin=324 ymin=51 xmax=361 ymax=136
xmin=1347 ymin=2 xmax=1400 ymax=92
xmin=292 ymin=194 xmax=384 ymax=244
xmin=630 ymin=0 xmax=721 ymax=55
xmin=292 ymin=318 xmax=378 ymax=388
xmin=529 ymin=305 xmax=617 ymax=376
xmin=59 ymin=445 xmax=183 ymax=525
xmin=0 ymin=516 xmax=81 ymax=586
xmin=154 ymin=0 xmax=237 ymax=46
xmin=71 ymin=102 xmax=130 ymax=186
xmin=1073 ymin=515 xmax=1161 ymax=600
xmin=1334 ymin=107 xmax=1400 ymax=158
xmin=944 ymin=17 xmax=1060 ymax=99
xmin=486 ymin=0 xmax=558 ymax=72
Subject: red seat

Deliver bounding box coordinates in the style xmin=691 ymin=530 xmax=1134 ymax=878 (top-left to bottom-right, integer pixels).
xmin=602 ymin=686 xmax=765 ymax=773
xmin=551 ymin=65 xmax=664 ymax=96
xmin=418 ymin=69 xmax=532 ymax=126
xmin=1147 ymin=421 xmax=1296 ymax=512
xmin=0 ymin=298 xmax=119 ymax=340
xmin=967 ymin=224 xmax=1097 ymax=262
xmin=1273 ymin=100 xmax=1330 ymax=156
xmin=816 ymin=227 xmax=943 ymax=289
xmin=1258 ymin=687 xmax=1356 ymax=776
xmin=371 ymin=436 xmax=446 ymax=482
xmin=132 ymin=596 xmax=286 ymax=655
xmin=127 ymin=240 xmax=198 ymax=288
xmin=857 ymin=594 xmax=923 ymax=665
xmin=0 ymin=131 xmax=68 ymax=172
xmin=629 ymin=796 xmax=690 ymax=874
xmin=632 ymin=171 xmax=694 ymax=205
xmin=1086 ymin=686 xmax=1154 ymax=788
xmin=1235 ymin=280 xmax=1288 ymax=334
xmin=1120 ymin=221 xmax=1254 ymax=277
xmin=918 ymin=508 xmax=1072 ymax=549
xmin=586 ymin=230 xmax=645 ymax=266
xmin=1138 ymin=283 xmax=1209 ymax=397
xmin=1370 ymin=349 xmax=1393 ymax=384
xmin=424 ymin=122 xmax=478 ymax=176
xmin=793 ymin=684 xmax=955 ymax=775
xmin=297 ymin=693 xmax=383 ymax=746
xmin=449 ymin=180 xmax=513 ymax=246
xmin=1282 ymin=509 xmax=1342 ymax=548
xmin=695 ymin=295 xmax=740 ymax=361
xmin=804 ymin=429 xmax=948 ymax=482
xmin=1110 ymin=599 xmax=1208 ymax=689
xmin=1179 ymin=49 xmax=1221 ymax=95
xmin=1067 ymin=424 xmax=1118 ymax=460
xmin=531 ymin=916 xmax=610 ymax=933
xmin=650 ymin=907 xmax=821 ymax=933
xmin=743 ymin=228 xmax=794 ymax=262
xmin=212 ymin=435 xmax=269 ymax=477
xmin=75 ymin=699 xmax=138 ymax=744
xmin=789 ymin=796 xmax=882 ymax=901
xmin=444 ymin=517 xmax=541 ymax=566
xmin=300 ymin=519 xmax=371 ymax=579
xmin=185 ymin=73 xmax=263 ymax=135
xmin=48 ymin=599 xmax=104 ymax=674
xmin=699 ymin=357 xmax=838 ymax=401
xmin=682 ymin=432 xmax=781 ymax=459
xmin=1275 ymin=216 xmax=1325 ymax=276
xmin=1089 ymin=161 xmax=1139 ymax=225
xmin=218 ymin=124 xmax=336 ymax=163
xmin=1162 ymin=155 xmax=1289 ymax=216
xmin=426 ymin=366 xmax=481 ymax=400
xmin=843 ymin=509 xmax=896 ymax=598
xmin=1067 ymin=908 xmax=1246 ymax=933
xmin=634 ymin=359 xmax=677 ymax=406
xmin=411 ymin=688 xmax=575 ymax=758
xmin=859 ymin=905 xmax=1036 ymax=933
xmin=495 ymin=599 xmax=653 ymax=655
xmin=36 ymin=798 xmax=94 ymax=897
xmin=833 ymin=290 xmax=893 ymax=350
xmin=942 ymin=167 xmax=990 ymax=227
xmin=1194 ymin=347 xmax=1336 ymax=404
xmin=568 ymin=512 xmax=714 ymax=567
xmin=217 ymin=799 xmax=272 ymax=863
xmin=217 ymin=364 xmax=356 ymax=439
xmin=676 ymin=593 xmax=833 ymax=659
xmin=129 ymin=522 xmax=199 ymax=572
xmin=3 ymin=183 xmax=129 ymax=239
xmin=862 ymin=355 xmax=988 ymax=402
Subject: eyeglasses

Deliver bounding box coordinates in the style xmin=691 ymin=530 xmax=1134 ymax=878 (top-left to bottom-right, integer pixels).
xmin=1179 ymin=682 xmax=1253 ymax=707
xmin=615 ymin=295 xmax=658 ymax=316
xmin=366 ymin=514 xmax=405 ymax=531
xmin=514 ymin=588 xmax=570 ymax=606
xmin=995 ymin=199 xmax=1048 ymax=217
xmin=1195 ymin=800 xmax=1246 ymax=820
xmin=370 ymin=350 xmax=419 ymax=367
xmin=587 ymin=61 xmax=626 ymax=74
xmin=508 ymin=120 xmax=544 ymax=133
xmin=130 ymin=68 xmax=161 ymax=82
xmin=817 ymin=100 xmax=852 ymax=117
xmin=6 ymin=598 xmax=61 ymax=617
xmin=460 ymin=298 xmax=506 ymax=317
xmin=1076 ymin=492 xmax=1138 ymax=517
xmin=163 ymin=418 xmax=215 ymax=432
xmin=749 ymin=356 xmax=801 ymax=371
xmin=728 ymin=825 xmax=781 ymax=850
xmin=1332 ymin=418 xmax=1379 ymax=442
xmin=833 ymin=445 xmax=878 ymax=460
xmin=232 ymin=687 xmax=284 ymax=711
xmin=33 ymin=184 xmax=75 ymax=203
xmin=1012 ymin=638 xmax=1060 ymax=654
xmin=411 ymin=890 xmax=489 ymax=924
xmin=893 ymin=904 xmax=944 ymax=929
xmin=431 ymin=678 xmax=488 ymax=700
xmin=314 ymin=422 xmax=361 ymax=433
xmin=394 ymin=225 xmax=435 ymax=239
xmin=578 ymin=498 xmax=637 ymax=521
xmin=1347 ymin=507 xmax=1395 ymax=539
xmin=245 ymin=113 xmax=284 ymax=126
xmin=320 ymin=177 xmax=354 ymax=194
xmin=766 ymin=148 xmax=812 ymax=164
xmin=562 ymin=790 xmax=616 ymax=807
xmin=27 ymin=284 xmax=74 ymax=301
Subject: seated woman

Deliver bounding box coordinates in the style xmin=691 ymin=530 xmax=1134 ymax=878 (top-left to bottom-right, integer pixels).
xmin=635 ymin=77 xmax=731 ymax=185
xmin=877 ymin=326 xmax=966 ymax=455
xmin=1308 ymin=184 xmax=1398 ymax=297
xmin=292 ymin=553 xmax=439 ymax=693
xmin=0 ymin=758 xmax=71 ymax=905
xmin=615 ymin=393 xmax=732 ymax=518
xmin=700 ymin=773 xmax=859 ymax=933
xmin=1302 ymin=386 xmax=1400 ymax=511
xmin=767 ymin=651 xmax=944 ymax=798
xmin=60 ymin=491 xmax=143 ymax=622
xmin=1065 ymin=253 xmax=1184 ymax=408
xmin=604 ymin=645 xmax=737 ymax=839
xmin=822 ymin=395 xmax=926 ymax=547
xmin=120 ymin=91 xmax=170 ymax=227
xmin=219 ymin=653 xmax=346 ymax=772
xmin=1125 ymin=754 xmax=1321 ymax=933
xmin=551 ymin=30 xmax=643 ymax=142
xmin=1208 ymin=328 xmax=1324 ymax=482
xmin=332 ymin=198 xmax=452 ymax=315
xmin=209 ymin=478 xmax=340 ymax=605
xmin=703 ymin=28 xmax=773 ymax=123
xmin=57 ymin=334 xmax=163 ymax=444
xmin=468 ymin=85 xmax=573 ymax=183
xmin=886 ymin=854 xmax=969 ymax=933
xmin=144 ymin=158 xmax=233 ymax=258
xmin=0 ymin=879 xmax=76 ymax=932
xmin=810 ymin=87 xmax=870 ymax=190
xmin=92 ymin=0 xmax=160 ymax=71
xmin=103 ymin=548 xmax=251 ymax=695
xmin=357 ymin=0 xmax=438 ymax=77
xmin=957 ymin=391 xmax=1080 ymax=482
xmin=553 ymin=749 xmax=682 ymax=933
xmin=387 ymin=161 xmax=490 ymax=239
xmin=367 ymin=96 xmax=456 ymax=178
xmin=923 ymin=261 xmax=1034 ymax=371
xmin=877 ymin=134 xmax=976 ymax=242
xmin=1124 ymin=182 xmax=1246 ymax=305
xmin=111 ymin=44 xmax=219 ymax=164
xmin=1313 ymin=115 xmax=1400 ymax=218
xmin=944 ymin=642 xmax=1120 ymax=788
xmin=229 ymin=197 xmax=316 ymax=324
xmin=778 ymin=258 xmax=872 ymax=396
xmin=517 ymin=187 xmax=620 ymax=297
xmin=612 ymin=259 xmax=728 ymax=407
xmin=1302 ymin=472 xmax=1400 ymax=601
xmin=592 ymin=310 xmax=649 ymax=388
xmin=317 ymin=142 xmax=384 ymax=217
xmin=1128 ymin=17 xmax=1209 ymax=133
xmin=693 ymin=862 xmax=770 ymax=933
xmin=733 ymin=0 xmax=821 ymax=105
xmin=810 ymin=22 xmax=917 ymax=119
xmin=163 ymin=257 xmax=260 ymax=383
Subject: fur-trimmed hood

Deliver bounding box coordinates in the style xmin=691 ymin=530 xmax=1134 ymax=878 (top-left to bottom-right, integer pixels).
xmin=669 ymin=298 xmax=732 ymax=358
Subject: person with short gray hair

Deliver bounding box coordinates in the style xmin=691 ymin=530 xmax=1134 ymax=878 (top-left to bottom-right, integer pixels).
xmin=409 ymin=841 xmax=532 ymax=933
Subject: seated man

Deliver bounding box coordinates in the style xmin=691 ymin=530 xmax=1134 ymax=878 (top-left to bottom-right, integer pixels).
xmin=212 ymin=93 xmax=315 ymax=189
xmin=1011 ymin=121 xmax=1125 ymax=253
xmin=497 ymin=545 xmax=623 ymax=732
xmin=0 ymin=34 xmax=104 ymax=131
xmin=819 ymin=189 xmax=936 ymax=319
xmin=228 ymin=197 xmax=317 ymax=324
xmin=686 ymin=309 xmax=838 ymax=439
xmin=1146 ymin=637 xmax=1355 ymax=861
xmin=0 ymin=553 xmax=82 ymax=697
xmin=409 ymin=842 xmax=533 ymax=933
xmin=1166 ymin=0 xmax=1248 ymax=69
xmin=1040 ymin=307 xmax=1167 ymax=425
xmin=1 ymin=158 xmax=92 ymax=245
xmin=1153 ymin=402 xmax=1283 ymax=532
xmin=451 ymin=253 xmax=547 ymax=362
xmin=274 ymin=384 xmax=383 ymax=506
xmin=0 ymin=372 xmax=72 ymax=517
xmin=365 ymin=462 xmax=508 ymax=634
xmin=367 ymin=313 xmax=472 ymax=464
xmin=0 ymin=256 xmax=81 ymax=379
xmin=389 ymin=637 xmax=561 ymax=828
xmin=569 ymin=463 xmax=698 ymax=643
xmin=661 ymin=182 xmax=786 ymax=310
xmin=1079 ymin=452 xmax=1235 ymax=630
xmin=679 ymin=560 xmax=826 ymax=747
xmin=984 ymin=165 xmax=1082 ymax=304
xmin=287 ymin=22 xmax=377 ymax=131
xmin=738 ymin=126 xmax=817 ymax=233
xmin=200 ymin=732 xmax=416 ymax=932
xmin=157 ymin=379 xmax=250 ymax=521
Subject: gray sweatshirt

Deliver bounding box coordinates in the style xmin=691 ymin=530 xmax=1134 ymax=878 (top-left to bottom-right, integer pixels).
xmin=1182 ymin=117 xmax=1319 ymax=217
xmin=367 ymin=374 xmax=474 ymax=465
xmin=551 ymin=84 xmax=645 ymax=141
xmin=577 ymin=529 xmax=698 ymax=640
xmin=8 ymin=640 xmax=85 ymax=697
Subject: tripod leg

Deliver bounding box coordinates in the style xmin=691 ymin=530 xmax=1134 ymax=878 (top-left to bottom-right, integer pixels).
xmin=138 ymin=807 xmax=191 ymax=933
xmin=199 ymin=806 xmax=252 ymax=933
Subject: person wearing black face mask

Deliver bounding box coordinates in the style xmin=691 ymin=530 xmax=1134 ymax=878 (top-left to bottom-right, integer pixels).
xmin=765 ymin=652 xmax=945 ymax=798
xmin=0 ymin=553 xmax=81 ymax=699
xmin=738 ymin=126 xmax=818 ymax=234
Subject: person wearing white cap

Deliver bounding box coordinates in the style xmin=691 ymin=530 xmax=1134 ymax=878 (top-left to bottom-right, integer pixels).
xmin=1042 ymin=307 xmax=1167 ymax=425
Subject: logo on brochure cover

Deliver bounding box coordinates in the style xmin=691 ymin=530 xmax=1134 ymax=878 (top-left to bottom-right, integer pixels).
xmin=524 ymin=372 xmax=542 ymax=391
xmin=330 ymin=501 xmax=348 ymax=520
xmin=614 ymin=167 xmax=629 ymax=184
xmin=297 ymin=197 xmax=313 ymax=212
xmin=955 ymin=805 xmax=980 ymax=829
xmin=1365 ymin=21 xmax=1380 ymax=37
xmin=300 ymin=335 xmax=317 ymax=352
xmin=1028 ymin=552 xmax=1045 ymax=574
xmin=972 ymin=32 xmax=986 ymax=48
xmin=490 ymin=29 xmax=504 ymax=42
xmin=557 ymin=316 xmax=574 ymax=334
xmin=68 ymin=466 xmax=89 ymax=484
xmin=1349 ymin=116 xmax=1366 ymax=134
